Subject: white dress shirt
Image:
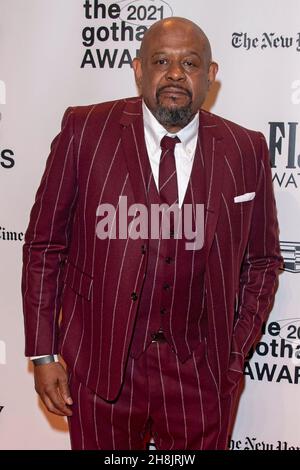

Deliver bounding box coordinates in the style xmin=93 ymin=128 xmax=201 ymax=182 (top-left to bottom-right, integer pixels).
xmin=30 ymin=102 xmax=199 ymax=361
xmin=142 ymin=101 xmax=199 ymax=208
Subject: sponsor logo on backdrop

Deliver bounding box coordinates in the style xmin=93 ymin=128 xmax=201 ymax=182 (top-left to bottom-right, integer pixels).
xmin=291 ymin=80 xmax=300 ymax=104
xmin=81 ymin=0 xmax=173 ymax=68
xmin=269 ymin=121 xmax=300 ymax=189
xmin=244 ymin=319 xmax=300 ymax=384
xmin=0 ymin=79 xmax=5 ymax=105
xmin=0 ymin=149 xmax=15 ymax=169
xmin=0 ymin=226 xmax=24 ymax=242
xmin=0 ymin=340 xmax=6 ymax=365
xmin=232 ymin=32 xmax=300 ymax=51
xmin=229 ymin=436 xmax=300 ymax=450
xmin=0 ymin=79 xmax=15 ymax=170
xmin=280 ymin=241 xmax=300 ymax=273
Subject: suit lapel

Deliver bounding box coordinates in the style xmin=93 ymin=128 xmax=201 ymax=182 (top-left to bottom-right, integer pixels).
xmin=120 ymin=98 xmax=149 ymax=206
xmin=200 ymin=110 xmax=225 ymax=262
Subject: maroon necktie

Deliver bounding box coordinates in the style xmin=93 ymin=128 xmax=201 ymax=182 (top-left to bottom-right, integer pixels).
xmin=159 ymin=135 xmax=180 ymax=206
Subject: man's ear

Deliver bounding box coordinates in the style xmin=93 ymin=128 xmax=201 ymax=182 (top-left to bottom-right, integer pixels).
xmin=207 ymin=61 xmax=218 ymax=89
xmin=132 ymin=58 xmax=143 ymax=94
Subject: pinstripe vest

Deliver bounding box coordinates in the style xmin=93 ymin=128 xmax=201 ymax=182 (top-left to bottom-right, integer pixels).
xmin=130 ymin=140 xmax=207 ymax=362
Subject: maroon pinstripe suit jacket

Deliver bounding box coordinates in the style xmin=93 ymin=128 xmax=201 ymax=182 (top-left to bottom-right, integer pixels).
xmin=22 ymin=97 xmax=282 ymax=401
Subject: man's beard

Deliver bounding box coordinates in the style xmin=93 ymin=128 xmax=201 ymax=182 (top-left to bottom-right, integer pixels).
xmin=153 ymin=88 xmax=194 ymax=128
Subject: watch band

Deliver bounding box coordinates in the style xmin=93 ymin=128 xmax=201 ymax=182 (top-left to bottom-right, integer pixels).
xmin=32 ymin=355 xmax=56 ymax=366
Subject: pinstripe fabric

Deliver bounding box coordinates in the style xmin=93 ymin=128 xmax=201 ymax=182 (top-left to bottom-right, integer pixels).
xmin=22 ymin=97 xmax=282 ymax=445
xmin=68 ymin=340 xmax=224 ymax=450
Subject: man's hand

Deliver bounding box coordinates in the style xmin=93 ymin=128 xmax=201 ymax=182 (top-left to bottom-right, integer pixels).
xmin=34 ymin=362 xmax=73 ymax=416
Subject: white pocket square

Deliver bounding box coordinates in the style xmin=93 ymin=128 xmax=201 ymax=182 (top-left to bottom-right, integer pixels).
xmin=234 ymin=192 xmax=255 ymax=203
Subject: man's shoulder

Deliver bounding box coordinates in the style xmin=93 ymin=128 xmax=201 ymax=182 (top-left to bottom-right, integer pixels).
xmin=67 ymin=96 xmax=141 ymax=124
xmin=200 ymin=109 xmax=262 ymax=143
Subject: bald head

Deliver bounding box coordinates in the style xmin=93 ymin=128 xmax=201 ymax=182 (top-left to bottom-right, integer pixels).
xmin=139 ymin=17 xmax=212 ymax=68
xmin=132 ymin=16 xmax=218 ymax=132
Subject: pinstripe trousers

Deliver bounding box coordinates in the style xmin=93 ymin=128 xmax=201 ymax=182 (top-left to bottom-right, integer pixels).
xmin=68 ymin=340 xmax=233 ymax=450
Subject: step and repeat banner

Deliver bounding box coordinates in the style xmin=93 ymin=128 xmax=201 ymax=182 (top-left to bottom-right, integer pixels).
xmin=1 ymin=0 xmax=299 ymax=450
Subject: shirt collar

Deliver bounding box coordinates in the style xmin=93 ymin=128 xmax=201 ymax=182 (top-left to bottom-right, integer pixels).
xmin=142 ymin=101 xmax=199 ymax=161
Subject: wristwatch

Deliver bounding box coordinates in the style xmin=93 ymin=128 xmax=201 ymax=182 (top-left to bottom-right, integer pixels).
xmin=32 ymin=355 xmax=56 ymax=366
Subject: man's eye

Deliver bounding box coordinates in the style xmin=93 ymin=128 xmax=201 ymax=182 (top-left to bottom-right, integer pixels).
xmin=155 ymin=59 xmax=168 ymax=65
xmin=183 ymin=61 xmax=194 ymax=67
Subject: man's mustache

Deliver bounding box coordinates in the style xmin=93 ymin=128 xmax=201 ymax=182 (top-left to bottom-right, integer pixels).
xmin=156 ymin=86 xmax=192 ymax=99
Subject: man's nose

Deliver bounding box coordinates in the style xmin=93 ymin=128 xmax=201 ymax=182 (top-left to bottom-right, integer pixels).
xmin=166 ymin=62 xmax=185 ymax=81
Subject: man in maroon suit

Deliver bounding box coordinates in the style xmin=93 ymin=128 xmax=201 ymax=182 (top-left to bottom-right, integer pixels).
xmin=22 ymin=17 xmax=282 ymax=450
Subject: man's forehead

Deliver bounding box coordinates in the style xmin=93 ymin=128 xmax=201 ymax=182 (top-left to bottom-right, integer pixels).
xmin=143 ymin=30 xmax=205 ymax=53
xmin=139 ymin=18 xmax=210 ymax=61
xmin=146 ymin=24 xmax=204 ymax=43
xmin=150 ymin=49 xmax=204 ymax=58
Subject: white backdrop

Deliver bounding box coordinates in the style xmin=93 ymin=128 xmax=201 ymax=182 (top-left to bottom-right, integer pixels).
xmin=0 ymin=0 xmax=299 ymax=450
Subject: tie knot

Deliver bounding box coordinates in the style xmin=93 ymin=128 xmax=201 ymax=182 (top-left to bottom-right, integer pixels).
xmin=160 ymin=135 xmax=180 ymax=151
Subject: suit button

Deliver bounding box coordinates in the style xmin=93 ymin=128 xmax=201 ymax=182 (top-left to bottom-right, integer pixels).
xmin=163 ymin=283 xmax=171 ymax=291
xmin=141 ymin=245 xmax=146 ymax=254
xmin=165 ymin=257 xmax=172 ymax=264
xmin=131 ymin=292 xmax=138 ymax=301
xmin=160 ymin=308 xmax=167 ymax=315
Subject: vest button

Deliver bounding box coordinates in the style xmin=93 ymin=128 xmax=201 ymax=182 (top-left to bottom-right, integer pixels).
xmin=165 ymin=257 xmax=172 ymax=264
xmin=151 ymin=330 xmax=166 ymax=342
xmin=160 ymin=308 xmax=167 ymax=315
xmin=163 ymin=283 xmax=171 ymax=291
xmin=131 ymin=292 xmax=138 ymax=301
xmin=141 ymin=245 xmax=146 ymax=254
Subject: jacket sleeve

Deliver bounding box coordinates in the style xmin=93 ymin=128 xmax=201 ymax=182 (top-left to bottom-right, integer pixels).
xmin=228 ymin=132 xmax=283 ymax=376
xmin=22 ymin=108 xmax=77 ymax=356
